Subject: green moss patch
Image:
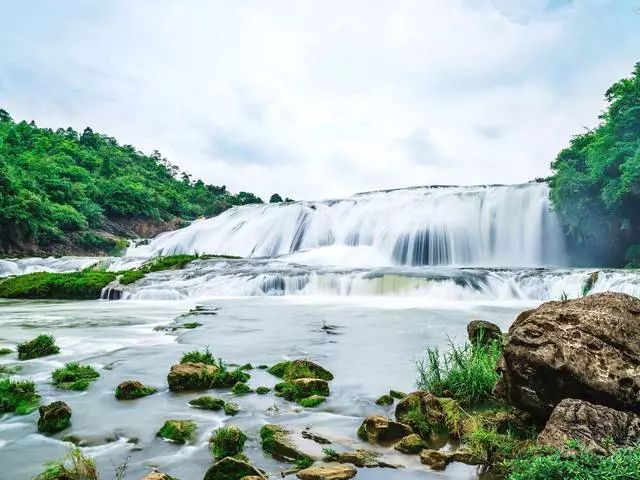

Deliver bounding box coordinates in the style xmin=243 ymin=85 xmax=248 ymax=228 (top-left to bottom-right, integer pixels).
xmin=52 ymin=363 xmax=99 ymax=391
xmin=189 ymin=395 xmax=225 ymax=410
xmin=0 ymin=271 xmax=116 ymax=299
xmin=231 ymin=382 xmax=252 ymax=395
xmin=17 ymin=335 xmax=60 ymax=360
xmin=256 ymin=386 xmax=271 ymax=395
xmin=268 ymin=359 xmax=334 ymax=381
xmin=0 ymin=377 xmax=40 ymax=414
xmin=223 ymin=402 xmax=239 ymax=416
xmin=376 ymin=394 xmax=394 ymax=406
xmin=275 ymin=378 xmax=330 ymax=403
xmin=0 ymin=348 xmax=12 ymax=355
xmin=210 ymin=426 xmax=247 ymax=460
xmin=115 ymin=380 xmax=156 ymax=400
xmin=157 ymin=419 xmax=197 ymax=444
xmin=298 ymin=395 xmax=326 ymax=408
xmin=119 ymin=269 xmax=145 ymax=285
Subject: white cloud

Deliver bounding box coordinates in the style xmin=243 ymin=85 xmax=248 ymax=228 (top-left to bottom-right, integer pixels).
xmin=1 ymin=0 xmax=638 ymax=199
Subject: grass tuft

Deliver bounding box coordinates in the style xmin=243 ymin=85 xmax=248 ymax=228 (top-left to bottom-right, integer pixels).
xmin=33 ymin=448 xmax=98 ymax=480
xmin=0 ymin=377 xmax=40 ymax=414
xmin=52 ymin=363 xmax=99 ymax=391
xmin=17 ymin=335 xmax=60 ymax=360
xmin=210 ymin=426 xmax=247 ymax=460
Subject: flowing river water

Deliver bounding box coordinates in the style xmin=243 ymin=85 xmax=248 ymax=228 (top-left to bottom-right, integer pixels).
xmin=1 ymin=183 xmax=639 ymax=479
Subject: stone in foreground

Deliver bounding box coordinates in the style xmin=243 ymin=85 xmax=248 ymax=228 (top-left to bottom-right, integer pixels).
xmin=296 ymin=463 xmax=357 ymax=480
xmin=358 ymin=415 xmax=412 ymax=444
xmin=538 ymin=398 xmax=640 ymax=454
xmin=37 ymin=401 xmax=71 ymax=434
xmin=467 ymin=320 xmax=502 ymax=346
xmin=203 ymin=456 xmax=265 ymax=480
xmin=494 ymin=293 xmax=640 ymax=419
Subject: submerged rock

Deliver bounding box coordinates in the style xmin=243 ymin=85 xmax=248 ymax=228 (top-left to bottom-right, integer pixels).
xmin=268 ymin=359 xmax=334 ymax=381
xmin=357 ymin=415 xmax=412 ymax=444
xmin=296 ymin=463 xmax=356 ymax=480
xmin=167 ymin=362 xmax=219 ymax=392
xmin=260 ymin=424 xmax=311 ymax=462
xmin=115 ymin=380 xmax=156 ymax=400
xmin=467 ymin=320 xmax=502 ymax=346
xmin=203 ymin=456 xmax=265 ymax=480
xmin=494 ymin=292 xmax=640 ymax=419
xmin=37 ymin=401 xmax=71 ymax=434
xmin=538 ymin=398 xmax=640 ymax=454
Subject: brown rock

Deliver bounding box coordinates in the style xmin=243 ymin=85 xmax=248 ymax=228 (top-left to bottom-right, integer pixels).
xmin=141 ymin=472 xmax=175 ymax=480
xmin=296 ymin=463 xmax=357 ymax=480
xmin=420 ymin=449 xmax=448 ymax=470
xmin=203 ymin=457 xmax=265 ymax=480
xmin=358 ymin=415 xmax=412 ymax=444
xmin=394 ymin=434 xmax=428 ymax=454
xmin=538 ymin=398 xmax=640 ymax=454
xmin=37 ymin=401 xmax=72 ymax=434
xmin=333 ymin=449 xmax=381 ymax=467
xmin=494 ymin=293 xmax=640 ymax=419
xmin=167 ymin=362 xmax=218 ymax=392
xmin=467 ymin=320 xmax=502 ymax=345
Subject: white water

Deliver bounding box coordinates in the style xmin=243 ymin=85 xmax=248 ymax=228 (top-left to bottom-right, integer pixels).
xmin=128 ymin=183 xmax=567 ymax=268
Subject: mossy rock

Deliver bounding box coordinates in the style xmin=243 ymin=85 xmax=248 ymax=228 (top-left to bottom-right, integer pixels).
xmin=267 ymin=360 xmax=334 ymax=381
xmin=0 ymin=348 xmax=12 ymax=355
xmin=394 ymin=433 xmax=428 ymax=454
xmin=157 ymin=419 xmax=197 ymax=444
xmin=52 ymin=362 xmax=99 ymax=391
xmin=37 ymin=401 xmax=72 ymax=434
xmin=395 ymin=391 xmax=464 ymax=439
xmin=189 ymin=395 xmax=225 ymax=410
xmin=260 ymin=424 xmax=312 ymax=463
xmin=115 ymin=380 xmax=156 ymax=400
xmin=203 ymin=456 xmax=265 ymax=480
xmin=376 ymin=394 xmax=394 ymax=406
xmin=231 ymin=382 xmax=252 ymax=395
xmin=182 ymin=322 xmax=202 ymax=329
xmin=256 ymin=386 xmax=270 ymax=395
xmin=167 ymin=362 xmax=219 ymax=392
xmin=299 ymin=395 xmax=326 ymax=408
xmin=17 ymin=335 xmax=60 ymax=360
xmin=275 ymin=378 xmax=330 ymax=402
xmin=211 ymin=426 xmax=247 ymax=460
xmin=389 ymin=390 xmax=407 ymax=399
xmin=224 ymin=402 xmax=240 ymax=416
xmin=357 ymin=415 xmax=413 ymax=445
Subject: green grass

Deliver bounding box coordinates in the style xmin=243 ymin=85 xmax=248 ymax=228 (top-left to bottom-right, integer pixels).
xmin=210 ymin=426 xmax=247 ymax=459
xmin=181 ymin=347 xmax=217 ymax=365
xmin=52 ymin=363 xmax=100 ymax=391
xmin=0 ymin=377 xmax=40 ymax=414
xmin=505 ymin=443 xmax=640 ymax=480
xmin=119 ymin=269 xmax=145 ymax=285
xmin=0 ymin=271 xmax=116 ymax=299
xmin=17 ymin=335 xmax=60 ymax=360
xmin=417 ymin=339 xmax=502 ymax=406
xmin=33 ymin=448 xmax=98 ymax=480
xmin=145 ymin=254 xmax=200 ymax=272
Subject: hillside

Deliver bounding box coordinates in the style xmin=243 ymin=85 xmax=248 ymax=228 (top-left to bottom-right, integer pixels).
xmin=0 ymin=110 xmax=263 ymax=256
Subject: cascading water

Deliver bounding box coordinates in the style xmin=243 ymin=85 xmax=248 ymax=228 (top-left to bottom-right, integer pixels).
xmin=127 ymin=183 xmax=567 ymax=268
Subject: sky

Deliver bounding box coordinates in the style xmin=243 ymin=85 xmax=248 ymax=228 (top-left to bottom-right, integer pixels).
xmin=1 ymin=0 xmax=639 ymax=200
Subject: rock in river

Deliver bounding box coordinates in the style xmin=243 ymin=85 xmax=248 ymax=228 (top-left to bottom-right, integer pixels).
xmin=203 ymin=456 xmax=265 ymax=480
xmin=37 ymin=401 xmax=71 ymax=434
xmin=296 ymin=463 xmax=356 ymax=480
xmin=494 ymin=292 xmax=640 ymax=419
xmin=167 ymin=362 xmax=218 ymax=392
xmin=538 ymin=398 xmax=640 ymax=454
xmin=358 ymin=415 xmax=412 ymax=444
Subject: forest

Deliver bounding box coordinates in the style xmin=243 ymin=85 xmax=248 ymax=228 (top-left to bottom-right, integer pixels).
xmin=0 ymin=110 xmax=263 ymax=255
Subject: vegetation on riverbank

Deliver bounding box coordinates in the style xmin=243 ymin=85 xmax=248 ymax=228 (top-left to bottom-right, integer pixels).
xmin=0 ymin=271 xmax=115 ymax=299
xmin=549 ymin=62 xmax=640 ymax=266
xmin=0 ymin=109 xmax=263 ymax=256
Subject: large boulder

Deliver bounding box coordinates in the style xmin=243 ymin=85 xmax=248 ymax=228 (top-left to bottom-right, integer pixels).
xmin=494 ymin=293 xmax=640 ymax=419
xmin=357 ymin=415 xmax=412 ymax=444
xmin=296 ymin=464 xmax=356 ymax=480
xmin=167 ymin=362 xmax=218 ymax=392
xmin=538 ymin=398 xmax=640 ymax=455
xmin=37 ymin=401 xmax=71 ymax=434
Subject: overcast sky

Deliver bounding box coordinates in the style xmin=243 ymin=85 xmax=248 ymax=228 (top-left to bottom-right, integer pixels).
xmin=1 ymin=0 xmax=639 ymax=200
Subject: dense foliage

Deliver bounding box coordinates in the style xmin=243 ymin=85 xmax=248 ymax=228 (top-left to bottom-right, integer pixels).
xmin=0 ymin=109 xmax=263 ymax=253
xmin=550 ymin=63 xmax=640 ymax=266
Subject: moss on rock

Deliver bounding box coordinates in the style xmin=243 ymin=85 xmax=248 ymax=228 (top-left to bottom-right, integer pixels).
xmin=189 ymin=395 xmax=225 ymax=410
xmin=275 ymin=378 xmax=330 ymax=402
xmin=52 ymin=363 xmax=99 ymax=391
xmin=0 ymin=348 xmax=12 ymax=355
xmin=211 ymin=426 xmax=247 ymax=460
xmin=157 ymin=419 xmax=197 ymax=444
xmin=115 ymin=380 xmax=156 ymax=400
xmin=260 ymin=424 xmax=312 ymax=463
xmin=203 ymin=456 xmax=265 ymax=480
xmin=299 ymin=395 xmax=326 ymax=408
xmin=0 ymin=271 xmax=116 ymax=299
xmin=268 ymin=360 xmax=333 ymax=381
xmin=0 ymin=377 xmax=40 ymax=414
xmin=231 ymin=382 xmax=252 ymax=395
xmin=256 ymin=386 xmax=271 ymax=395
xmin=224 ymin=402 xmax=240 ymax=416
xmin=38 ymin=401 xmax=72 ymax=434
xmin=17 ymin=334 xmax=60 ymax=360
xmin=376 ymin=394 xmax=394 ymax=406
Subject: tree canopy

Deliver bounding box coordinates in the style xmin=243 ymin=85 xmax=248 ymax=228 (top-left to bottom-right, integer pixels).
xmin=0 ymin=110 xmax=263 ymax=253
xmin=549 ymin=62 xmax=640 ymax=266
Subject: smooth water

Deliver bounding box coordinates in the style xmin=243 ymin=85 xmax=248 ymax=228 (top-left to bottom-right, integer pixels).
xmin=1 ymin=183 xmax=638 ymax=479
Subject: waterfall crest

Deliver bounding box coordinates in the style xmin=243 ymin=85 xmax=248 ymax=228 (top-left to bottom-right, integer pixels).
xmin=128 ymin=183 xmax=567 ymax=267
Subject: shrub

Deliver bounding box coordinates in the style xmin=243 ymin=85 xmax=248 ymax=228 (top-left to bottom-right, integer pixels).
xmin=416 ymin=339 xmax=501 ymax=406
xmin=17 ymin=335 xmax=60 ymax=360
xmin=33 ymin=448 xmax=98 ymax=480
xmin=0 ymin=272 xmax=116 ymax=299
xmin=0 ymin=377 xmax=40 ymax=414
xmin=52 ymin=363 xmax=100 ymax=391
xmin=210 ymin=426 xmax=247 ymax=459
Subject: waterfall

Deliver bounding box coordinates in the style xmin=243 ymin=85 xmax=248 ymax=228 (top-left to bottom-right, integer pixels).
xmin=128 ymin=183 xmax=567 ymax=267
